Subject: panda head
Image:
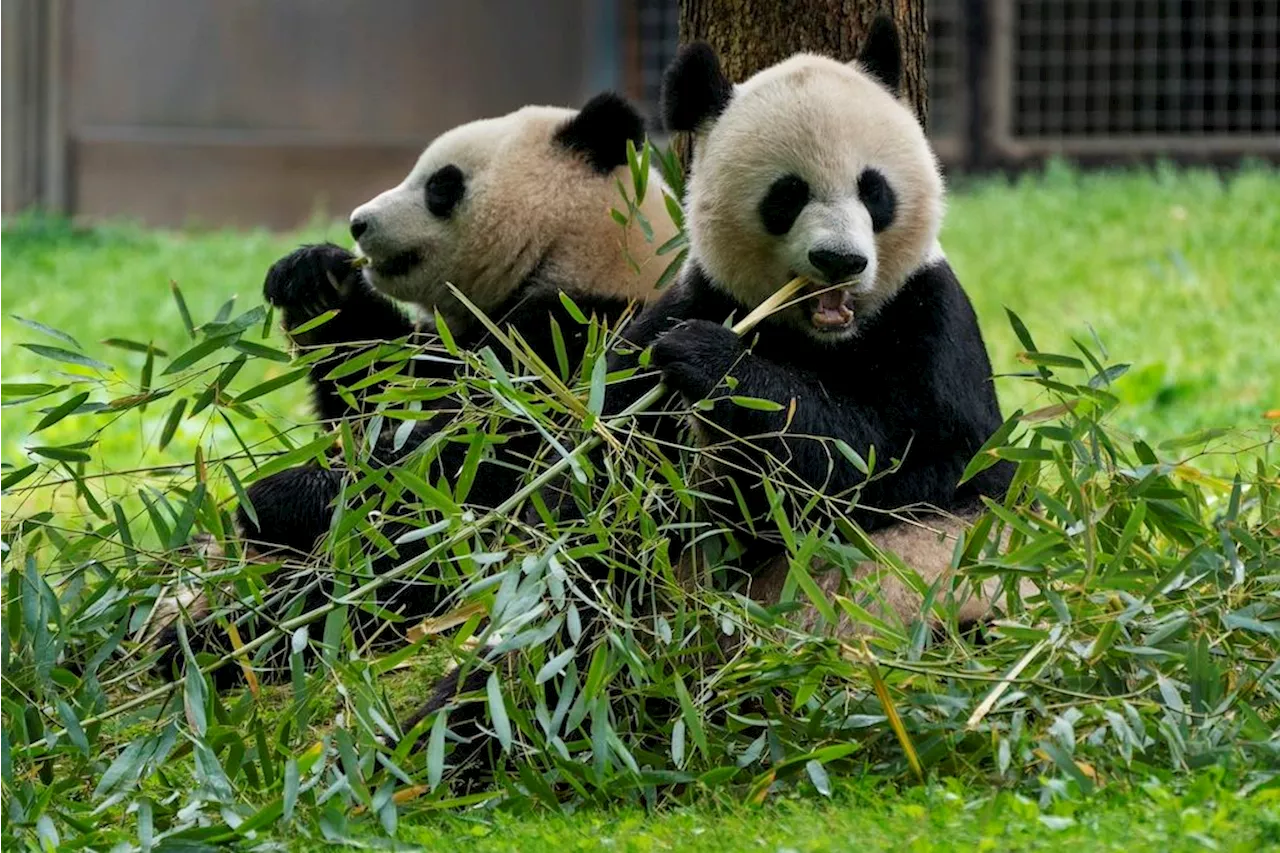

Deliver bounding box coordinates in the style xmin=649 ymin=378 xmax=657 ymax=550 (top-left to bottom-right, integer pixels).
xmin=662 ymin=17 xmax=944 ymax=341
xmin=349 ymin=94 xmax=673 ymax=331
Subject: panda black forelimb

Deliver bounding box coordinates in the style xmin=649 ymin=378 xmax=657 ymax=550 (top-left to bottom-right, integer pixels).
xmin=262 ymin=242 xmax=425 ymax=423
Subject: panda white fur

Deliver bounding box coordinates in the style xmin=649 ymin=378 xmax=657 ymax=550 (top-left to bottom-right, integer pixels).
xmin=603 ymin=17 xmax=1023 ymax=633
xmin=152 ymin=93 xmax=678 ymax=685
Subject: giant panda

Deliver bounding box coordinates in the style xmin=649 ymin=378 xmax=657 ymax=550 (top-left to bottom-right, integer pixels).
xmin=601 ymin=16 xmax=1022 ymax=634
xmin=151 ymin=93 xmax=678 ymax=684
xmin=396 ymin=19 xmax=1027 ymax=784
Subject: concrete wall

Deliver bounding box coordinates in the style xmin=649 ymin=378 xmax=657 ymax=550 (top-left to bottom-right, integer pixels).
xmin=4 ymin=0 xmax=614 ymax=228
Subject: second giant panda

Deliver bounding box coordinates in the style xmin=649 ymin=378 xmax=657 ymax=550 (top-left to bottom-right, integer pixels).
xmin=152 ymin=93 xmax=678 ymax=684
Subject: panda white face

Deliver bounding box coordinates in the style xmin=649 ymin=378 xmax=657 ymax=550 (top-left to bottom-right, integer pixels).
xmin=347 ymin=99 xmax=676 ymax=333
xmin=349 ymin=115 xmax=506 ymax=314
xmin=668 ymin=37 xmax=944 ymax=342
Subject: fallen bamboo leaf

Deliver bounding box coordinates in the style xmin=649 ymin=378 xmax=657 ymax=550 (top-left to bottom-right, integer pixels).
xmin=864 ymin=638 xmax=922 ymax=782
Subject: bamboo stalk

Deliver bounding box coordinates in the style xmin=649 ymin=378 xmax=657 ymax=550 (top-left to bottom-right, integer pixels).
xmin=59 ymin=276 xmax=814 ymax=733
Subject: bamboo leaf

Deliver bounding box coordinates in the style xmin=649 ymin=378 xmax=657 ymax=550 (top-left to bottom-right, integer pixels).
xmin=1 ymin=463 xmax=39 ymax=490
xmin=33 ymin=391 xmax=90 ymax=433
xmin=30 ymin=442 xmax=94 ymax=463
xmin=865 ymin=649 xmax=922 ymax=782
xmin=673 ymin=673 xmax=709 ymax=759
xmin=101 ymin=337 xmax=167 ymax=356
xmin=1016 ymin=352 xmax=1085 ymax=370
xmin=19 ymin=344 xmax=110 ymax=371
xmin=233 ymin=339 xmax=292 ymax=362
xmin=536 ymin=646 xmax=576 ymax=685
xmin=283 ymin=759 xmax=300 ymax=821
xmin=804 ymin=759 xmax=832 ymax=796
xmin=225 ymin=461 xmax=257 ymax=527
xmin=729 ymin=395 xmax=784 ymax=412
xmin=171 ymin=280 xmax=196 ymax=338
xmin=12 ymin=315 xmax=82 ymax=349
xmin=960 ymin=408 xmax=1023 ymax=484
xmin=158 ymin=397 xmax=187 ymax=451
xmin=287 ymin=308 xmax=339 ymax=336
xmin=427 ymin=710 xmax=448 ymax=790
xmin=233 ymin=367 xmax=311 ymax=404
xmin=587 ymin=355 xmax=607 ymax=418
xmin=558 ymin=292 xmax=588 ymax=325
xmin=247 ymin=433 xmax=336 ymax=482
xmin=55 ymin=699 xmax=89 ymax=754
xmin=487 ymin=672 xmax=512 ymax=753
xmin=1 ymin=382 xmax=61 ymax=399
xmin=162 ymin=334 xmax=239 ymax=375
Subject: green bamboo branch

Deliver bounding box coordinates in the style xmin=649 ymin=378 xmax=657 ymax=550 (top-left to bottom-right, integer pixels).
xmin=56 ymin=276 xmax=814 ymax=734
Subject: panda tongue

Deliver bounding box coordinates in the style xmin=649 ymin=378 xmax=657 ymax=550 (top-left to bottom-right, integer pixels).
xmin=811 ymin=289 xmax=854 ymax=328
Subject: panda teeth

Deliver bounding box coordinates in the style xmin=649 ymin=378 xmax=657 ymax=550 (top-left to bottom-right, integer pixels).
xmin=808 ymin=287 xmax=855 ymax=329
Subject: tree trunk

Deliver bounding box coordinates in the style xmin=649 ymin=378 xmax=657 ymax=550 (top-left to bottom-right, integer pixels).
xmin=678 ymin=0 xmax=928 ymax=126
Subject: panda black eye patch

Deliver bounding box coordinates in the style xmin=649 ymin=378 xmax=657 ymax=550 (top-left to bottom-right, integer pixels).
xmin=759 ymin=174 xmax=810 ymax=236
xmin=425 ymin=165 xmax=466 ymax=218
xmin=857 ymin=168 xmax=896 ymax=232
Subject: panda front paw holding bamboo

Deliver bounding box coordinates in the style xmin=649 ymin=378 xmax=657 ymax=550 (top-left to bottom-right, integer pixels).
xmin=262 ymin=243 xmax=363 ymax=333
xmin=650 ymin=318 xmax=744 ymax=402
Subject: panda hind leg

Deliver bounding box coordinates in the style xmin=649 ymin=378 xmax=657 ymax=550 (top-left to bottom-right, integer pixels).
xmin=238 ymin=464 xmax=347 ymax=558
xmin=399 ymin=665 xmax=504 ymax=790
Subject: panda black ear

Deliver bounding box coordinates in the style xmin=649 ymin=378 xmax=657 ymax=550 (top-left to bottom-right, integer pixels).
xmin=661 ymin=41 xmax=733 ymax=133
xmin=857 ymin=15 xmax=902 ymax=94
xmin=554 ymin=92 xmax=645 ymax=174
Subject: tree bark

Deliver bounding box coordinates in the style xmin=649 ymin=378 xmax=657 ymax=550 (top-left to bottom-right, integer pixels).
xmin=678 ymin=0 xmax=928 ymax=126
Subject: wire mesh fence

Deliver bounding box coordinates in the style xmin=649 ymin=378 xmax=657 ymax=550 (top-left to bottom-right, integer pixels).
xmin=991 ymin=0 xmax=1280 ymax=159
xmin=628 ymin=0 xmax=682 ymax=132
xmin=929 ymin=0 xmax=968 ymax=161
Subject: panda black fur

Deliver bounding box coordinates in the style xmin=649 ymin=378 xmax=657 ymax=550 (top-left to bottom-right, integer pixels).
xmin=607 ymin=18 xmax=1017 ymax=628
xmin=151 ymin=93 xmax=677 ymax=684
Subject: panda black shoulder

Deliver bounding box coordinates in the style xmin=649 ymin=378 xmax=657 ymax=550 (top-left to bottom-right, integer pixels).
xmin=621 ymin=264 xmax=744 ymax=349
xmin=478 ymin=284 xmax=637 ymax=366
xmin=873 ymin=260 xmax=973 ymax=331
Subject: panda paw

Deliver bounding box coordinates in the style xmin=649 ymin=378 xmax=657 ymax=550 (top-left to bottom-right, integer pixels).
xmin=263 ymin=243 xmax=362 ymax=318
xmin=651 ymin=319 xmax=742 ymax=401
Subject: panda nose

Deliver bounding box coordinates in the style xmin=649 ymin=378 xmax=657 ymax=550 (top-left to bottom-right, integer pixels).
xmin=349 ymin=215 xmax=371 ymax=242
xmin=808 ymin=249 xmax=868 ymax=283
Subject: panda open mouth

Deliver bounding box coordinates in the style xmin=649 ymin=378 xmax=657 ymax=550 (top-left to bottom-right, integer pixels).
xmin=371 ymin=249 xmax=422 ymax=279
xmin=805 ymin=283 xmax=856 ymax=330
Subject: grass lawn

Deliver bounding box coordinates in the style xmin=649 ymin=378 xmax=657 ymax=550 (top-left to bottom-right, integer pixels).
xmin=389 ymin=774 xmax=1280 ymax=852
xmin=2 ymin=166 xmax=1278 ymax=850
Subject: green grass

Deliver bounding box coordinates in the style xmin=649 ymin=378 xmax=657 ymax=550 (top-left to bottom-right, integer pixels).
xmin=383 ymin=774 xmax=1280 ymax=852
xmin=0 ymin=216 xmax=338 ymax=480
xmin=947 ymin=163 xmax=1280 ymax=439
xmin=3 ymin=166 xmax=1278 ymax=850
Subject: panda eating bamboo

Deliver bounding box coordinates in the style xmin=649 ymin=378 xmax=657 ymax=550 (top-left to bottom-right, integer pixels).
xmin=149 ymin=93 xmax=678 ymax=684
xmin=604 ymin=16 xmax=1021 ymax=631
